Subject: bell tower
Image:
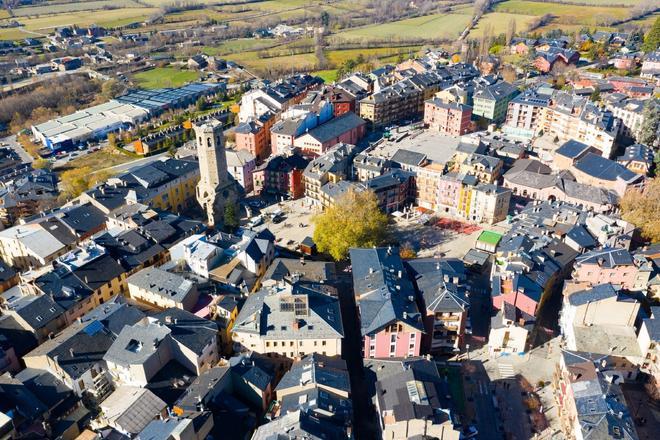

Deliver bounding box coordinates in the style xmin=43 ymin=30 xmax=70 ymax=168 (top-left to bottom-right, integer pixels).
xmin=194 ymin=118 xmax=235 ymax=227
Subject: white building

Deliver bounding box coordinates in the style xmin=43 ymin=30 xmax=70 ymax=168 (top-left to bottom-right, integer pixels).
xmin=183 ymin=238 xmax=223 ymax=279
xmin=127 ymin=266 xmax=199 ymax=311
xmin=226 ymin=148 xmax=256 ymax=193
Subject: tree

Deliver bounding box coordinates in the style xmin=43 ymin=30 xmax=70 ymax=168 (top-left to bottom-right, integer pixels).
xmin=223 ymin=203 xmax=239 ymax=232
xmin=312 ymin=190 xmax=388 ymax=261
xmin=101 ymin=79 xmax=124 ymax=100
xmin=196 ymin=97 xmax=209 ymax=112
xmin=639 ymin=100 xmax=659 ymax=146
xmin=399 ymin=242 xmax=417 ymax=259
xmin=60 ymin=167 xmax=112 ymax=200
xmin=589 ymin=86 xmax=601 ymax=102
xmin=506 ymin=18 xmax=516 ymax=46
xmin=32 ymin=158 xmax=51 ymax=170
xmin=621 ymin=179 xmax=660 ymax=242
xmin=641 ymin=16 xmax=660 ymax=53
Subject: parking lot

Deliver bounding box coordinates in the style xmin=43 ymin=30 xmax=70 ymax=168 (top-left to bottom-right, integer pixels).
xmin=252 ymin=198 xmax=317 ymax=251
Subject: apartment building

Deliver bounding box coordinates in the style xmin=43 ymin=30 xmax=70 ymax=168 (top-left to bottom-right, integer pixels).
xmin=302 ymin=143 xmax=357 ymax=206
xmin=350 ymin=247 xmax=425 ymax=359
xmin=127 ymin=266 xmax=199 ymax=311
xmin=423 ymin=98 xmax=472 ymax=135
xmin=234 ymin=113 xmax=274 ymax=162
xmin=472 ymin=81 xmax=519 ymax=123
xmin=437 ymin=173 xmax=511 ymax=224
xmin=232 ymin=280 xmax=344 ymax=358
xmin=405 ymin=258 xmax=469 ymax=354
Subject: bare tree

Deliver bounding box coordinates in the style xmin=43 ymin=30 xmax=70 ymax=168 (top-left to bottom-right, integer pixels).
xmin=506 ymin=18 xmax=516 ymax=46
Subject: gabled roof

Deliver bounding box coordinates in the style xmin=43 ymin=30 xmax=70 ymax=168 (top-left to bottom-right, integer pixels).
xmin=575 ymin=247 xmax=634 ymax=269
xmin=404 ymin=258 xmax=468 ymax=314
xmin=568 ymin=283 xmax=618 ymax=306
xmin=350 ymin=247 xmax=424 ymax=336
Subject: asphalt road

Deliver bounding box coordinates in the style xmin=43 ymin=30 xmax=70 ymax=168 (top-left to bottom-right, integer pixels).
xmin=1 ymin=134 xmax=33 ymax=163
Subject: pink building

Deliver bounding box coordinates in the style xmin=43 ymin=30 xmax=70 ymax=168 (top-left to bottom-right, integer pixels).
xmin=349 ymin=247 xmax=425 ymax=359
xmin=424 ymin=98 xmax=472 ymax=136
xmin=294 ymin=112 xmax=366 ymax=155
xmin=492 ymin=274 xmax=542 ymax=318
xmin=573 ymin=248 xmax=650 ymax=291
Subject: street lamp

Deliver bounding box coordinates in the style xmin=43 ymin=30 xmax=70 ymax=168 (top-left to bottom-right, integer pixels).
xmin=466 ymin=343 xmax=470 ymax=361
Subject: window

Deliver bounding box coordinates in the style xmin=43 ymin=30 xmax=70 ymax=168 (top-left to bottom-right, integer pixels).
xmin=322 ymin=341 xmax=326 ymax=346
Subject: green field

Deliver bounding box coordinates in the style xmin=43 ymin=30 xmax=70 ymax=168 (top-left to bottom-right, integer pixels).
xmin=326 ymin=46 xmax=421 ymax=65
xmin=0 ymin=7 xmax=155 ymax=34
xmin=201 ymin=39 xmax=281 ymax=56
xmin=469 ymin=12 xmax=538 ymax=37
xmin=10 ymin=0 xmax=143 ymax=17
xmin=312 ymin=69 xmax=339 ymax=83
xmin=133 ymin=67 xmax=200 ymax=89
xmin=494 ymin=0 xmax=630 ymax=26
xmin=331 ymin=12 xmax=472 ymax=42
xmin=548 ymin=0 xmax=641 ymax=5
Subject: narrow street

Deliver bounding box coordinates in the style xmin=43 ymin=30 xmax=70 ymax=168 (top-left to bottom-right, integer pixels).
xmin=336 ymin=272 xmax=379 ymax=440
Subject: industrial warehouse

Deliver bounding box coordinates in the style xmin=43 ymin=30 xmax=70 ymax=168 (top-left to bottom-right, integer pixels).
xmin=31 ymin=82 xmax=225 ymax=150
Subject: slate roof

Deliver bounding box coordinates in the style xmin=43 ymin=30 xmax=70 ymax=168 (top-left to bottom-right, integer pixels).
xmin=617 ymin=143 xmax=653 ymax=165
xmin=404 ymin=258 xmax=468 ymax=314
xmin=556 ymin=140 xmax=591 ymax=159
xmin=574 ymin=152 xmax=640 ymax=183
xmin=568 ymin=283 xmax=618 ymax=307
xmin=263 ymin=258 xmax=336 ymax=283
xmin=79 ymin=295 xmax=145 ymax=336
xmin=371 ymin=357 xmax=451 ymax=426
xmin=642 ymin=314 xmax=660 ymax=341
xmin=575 ymin=247 xmax=634 ymax=269
xmin=365 ymin=169 xmax=414 ymax=191
xmin=229 ymin=352 xmax=274 ymax=392
xmin=390 ymin=149 xmax=426 ymax=167
xmin=128 ymin=267 xmax=195 ymax=305
xmin=101 ymin=387 xmax=167 ymax=434
xmin=59 ymin=203 xmax=106 ymax=236
xmin=24 ymin=319 xmax=115 ymax=379
xmin=473 ymin=81 xmax=518 ymax=102
xmin=154 ymin=308 xmax=218 ymax=355
xmin=14 ymin=368 xmax=72 ymax=410
xmin=174 ymin=366 xmax=231 ymax=415
xmin=276 ymin=353 xmax=349 ymax=394
xmin=350 ymin=247 xmax=425 ymax=336
xmin=252 ymin=409 xmax=348 ymax=440
xmin=566 ymin=225 xmax=597 ymax=249
xmin=234 ymin=282 xmax=343 ymax=340
xmin=11 ymin=294 xmax=64 ymax=330
xmin=104 ymin=322 xmax=171 ymax=367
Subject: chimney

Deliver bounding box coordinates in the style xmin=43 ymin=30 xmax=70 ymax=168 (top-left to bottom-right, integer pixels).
xmin=69 ymin=348 xmax=75 ymax=357
xmin=292 ymin=320 xmax=300 ymax=330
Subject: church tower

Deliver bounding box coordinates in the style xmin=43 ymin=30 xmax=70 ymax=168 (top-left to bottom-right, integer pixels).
xmin=194 ymin=118 xmax=235 ymax=227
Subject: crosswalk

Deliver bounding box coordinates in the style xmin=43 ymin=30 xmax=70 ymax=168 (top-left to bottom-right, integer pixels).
xmin=498 ymin=363 xmax=515 ymax=379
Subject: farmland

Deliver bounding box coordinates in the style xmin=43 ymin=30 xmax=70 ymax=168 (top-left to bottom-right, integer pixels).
xmin=10 ymin=0 xmax=143 ymax=17
xmin=469 ymin=12 xmax=538 ymax=37
xmin=0 ymin=8 xmax=155 ymax=39
xmin=493 ymin=1 xmax=630 ymax=26
xmin=331 ymin=12 xmax=473 ymax=43
xmin=133 ymin=67 xmax=200 ymax=89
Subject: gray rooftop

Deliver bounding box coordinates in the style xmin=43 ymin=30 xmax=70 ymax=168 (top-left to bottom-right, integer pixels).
xmin=127 ymin=266 xmax=195 ymax=304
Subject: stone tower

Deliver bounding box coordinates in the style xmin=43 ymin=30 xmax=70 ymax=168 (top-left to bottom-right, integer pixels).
xmin=194 ymin=118 xmax=236 ymax=227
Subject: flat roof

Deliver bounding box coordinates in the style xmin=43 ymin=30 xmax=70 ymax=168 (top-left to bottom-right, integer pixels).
xmin=369 ymin=130 xmax=462 ymax=166
xmin=477 ymin=230 xmax=503 ymax=245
